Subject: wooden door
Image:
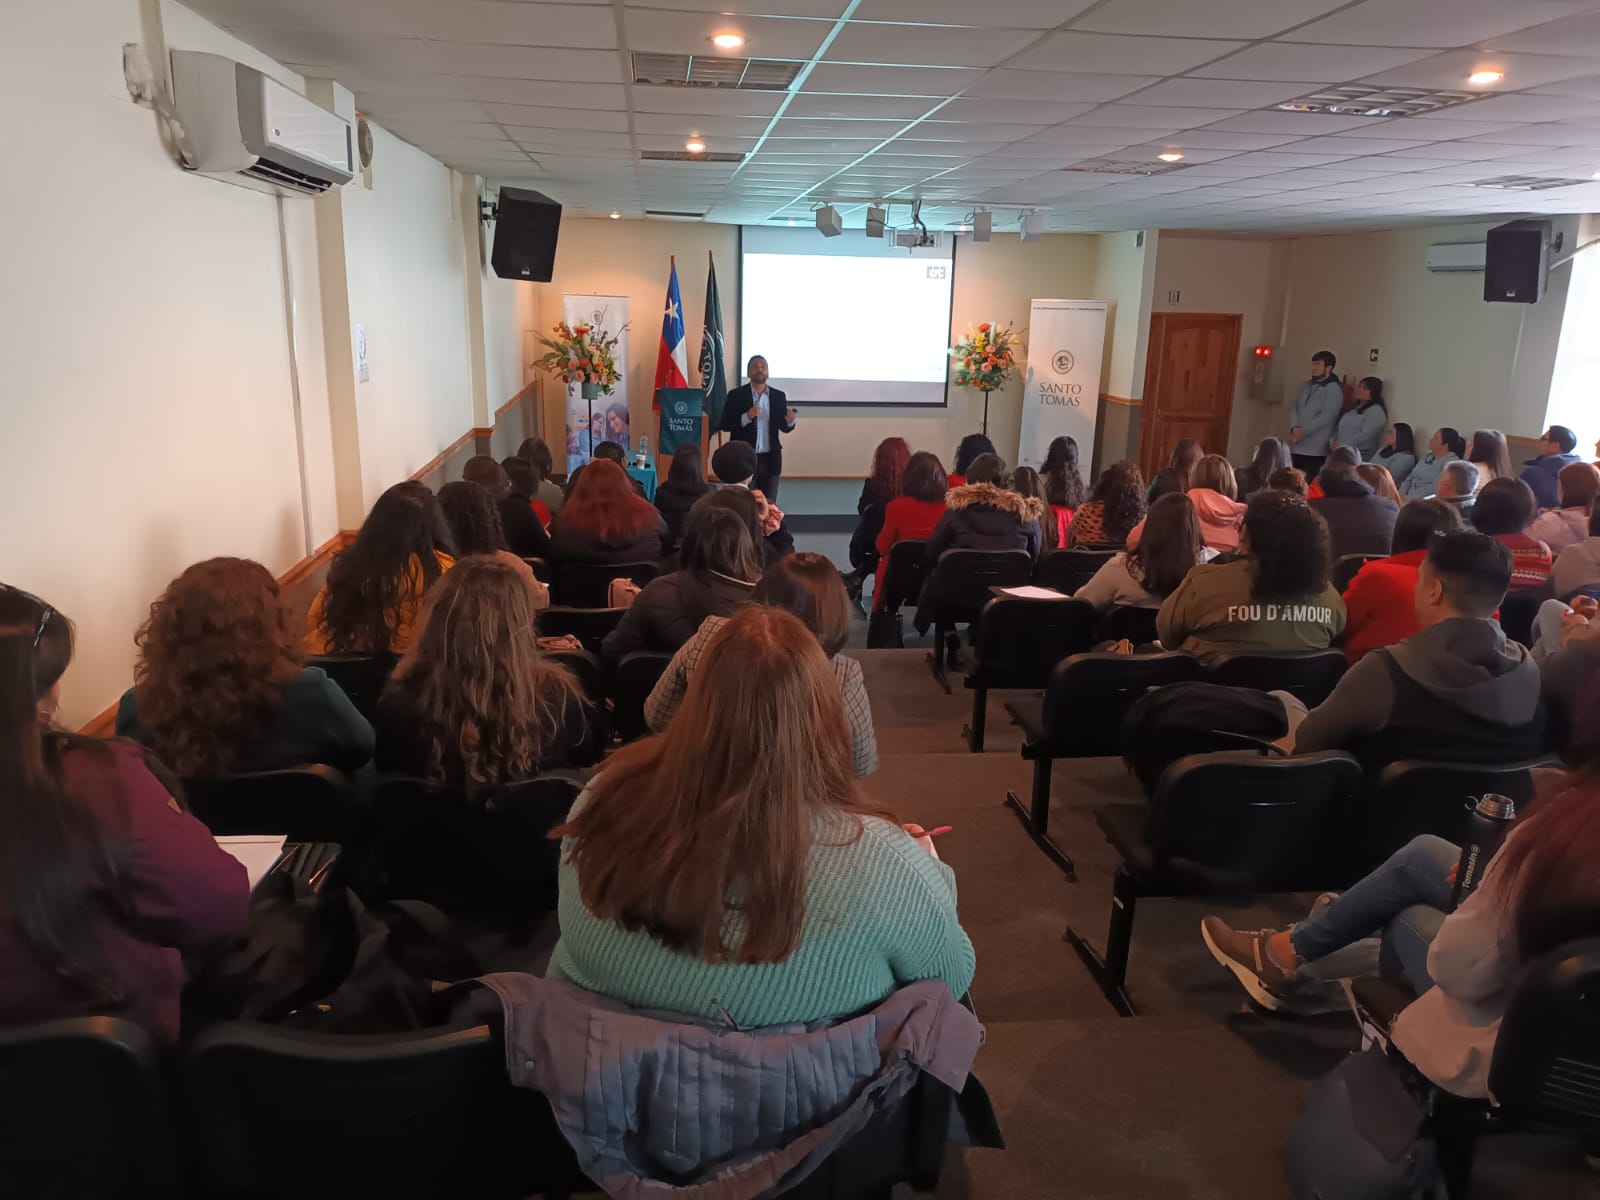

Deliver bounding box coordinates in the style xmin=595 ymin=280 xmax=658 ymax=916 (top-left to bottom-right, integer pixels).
xmin=1138 ymin=313 xmax=1242 ymax=482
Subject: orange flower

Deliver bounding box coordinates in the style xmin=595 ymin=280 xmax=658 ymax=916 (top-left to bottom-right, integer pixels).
xmin=978 ymin=322 xmax=991 ymax=333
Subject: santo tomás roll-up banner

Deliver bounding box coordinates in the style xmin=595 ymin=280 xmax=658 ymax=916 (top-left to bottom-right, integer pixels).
xmin=1018 ymin=299 xmax=1107 ymax=470
xmin=655 ymin=387 xmax=704 ymax=457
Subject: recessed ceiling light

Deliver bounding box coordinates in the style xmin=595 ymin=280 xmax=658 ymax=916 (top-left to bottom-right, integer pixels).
xmin=1467 ymin=69 xmax=1504 ymax=86
xmin=1157 ymin=152 xmax=1184 ymax=163
xmin=609 ymin=210 xmax=621 ymax=220
xmin=685 ymin=136 xmax=707 ymax=153
xmin=786 ymin=219 xmax=796 ymax=226
xmin=711 ymin=33 xmax=744 ymax=50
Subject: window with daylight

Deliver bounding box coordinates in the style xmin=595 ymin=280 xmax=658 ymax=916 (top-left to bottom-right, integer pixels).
xmin=1546 ymin=244 xmax=1600 ymax=458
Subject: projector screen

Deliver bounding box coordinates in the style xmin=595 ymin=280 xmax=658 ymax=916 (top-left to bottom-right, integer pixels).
xmin=740 ymin=226 xmax=955 ymax=406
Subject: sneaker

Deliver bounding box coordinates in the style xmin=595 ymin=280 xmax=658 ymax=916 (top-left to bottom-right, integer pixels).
xmin=1200 ymin=916 xmax=1298 ymax=1012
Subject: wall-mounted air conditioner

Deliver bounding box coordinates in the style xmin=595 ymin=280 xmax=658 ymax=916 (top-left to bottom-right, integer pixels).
xmin=1425 ymin=242 xmax=1487 ymax=273
xmin=169 ymin=50 xmax=354 ymax=196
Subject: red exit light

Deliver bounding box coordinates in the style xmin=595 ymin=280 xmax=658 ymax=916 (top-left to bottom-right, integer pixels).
xmin=1253 ymin=345 xmax=1274 ymax=358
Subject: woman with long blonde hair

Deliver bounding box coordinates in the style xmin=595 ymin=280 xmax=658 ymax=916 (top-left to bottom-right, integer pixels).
xmin=373 ymin=556 xmax=587 ymax=785
xmin=552 ymin=605 xmax=973 ymax=1024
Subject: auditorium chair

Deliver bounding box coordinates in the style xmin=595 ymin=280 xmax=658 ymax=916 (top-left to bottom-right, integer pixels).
xmin=960 ymin=596 xmax=1098 ymax=751
xmin=1066 ymin=749 xmax=1364 ymax=1015
xmin=867 ymin=539 xmax=931 ymax=648
xmin=0 ymin=1017 xmax=181 ymax=1199
xmin=1332 ymin=552 xmax=1383 ymax=594
xmin=919 ymin=549 xmax=1033 ymax=692
xmin=1096 ymin=604 xmax=1159 ymax=647
xmin=307 ymin=652 xmax=398 ymax=720
xmin=1355 ymin=757 xmax=1554 ymax=871
xmin=611 ymin=650 xmax=672 ymax=743
xmin=519 ymin=555 xmax=553 ymax=584
xmin=1497 ymin=584 xmax=1552 ymax=649
xmin=535 ymin=605 xmax=623 ymax=654
xmin=1348 ymin=938 xmax=1600 ymax=1199
xmin=1034 ymin=547 xmax=1116 ymax=594
xmin=1205 ymin=648 xmax=1348 ymax=706
xmin=542 ymin=646 xmax=608 ymax=760
xmin=183 ymin=763 xmax=358 ymax=844
xmin=1003 ymin=651 xmax=1203 ymax=878
xmin=555 ymin=560 xmax=659 ymax=607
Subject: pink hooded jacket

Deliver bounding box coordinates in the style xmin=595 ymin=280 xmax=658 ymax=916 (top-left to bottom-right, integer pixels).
xmin=1126 ymin=487 xmax=1247 ymax=554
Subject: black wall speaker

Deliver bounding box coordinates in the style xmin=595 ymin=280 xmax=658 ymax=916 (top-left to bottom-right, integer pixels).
xmin=490 ymin=187 xmax=561 ymax=282
xmin=1484 ymin=218 xmax=1551 ymax=304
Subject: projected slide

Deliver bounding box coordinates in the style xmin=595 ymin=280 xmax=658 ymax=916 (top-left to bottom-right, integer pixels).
xmin=741 ymin=227 xmax=954 ymax=406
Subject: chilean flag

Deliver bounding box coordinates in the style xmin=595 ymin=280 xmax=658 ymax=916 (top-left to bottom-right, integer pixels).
xmin=652 ymin=256 xmax=689 ymax=408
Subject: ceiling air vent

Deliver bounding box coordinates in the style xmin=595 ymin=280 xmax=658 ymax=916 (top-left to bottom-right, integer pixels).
xmin=632 ymin=53 xmax=801 ymax=91
xmin=1276 ymin=86 xmax=1484 ymax=117
xmin=1061 ymin=159 xmax=1190 ymax=176
xmin=640 ymin=149 xmax=746 ymax=163
xmin=644 ymin=209 xmax=707 ymax=220
xmin=1467 ymin=175 xmax=1584 ymax=192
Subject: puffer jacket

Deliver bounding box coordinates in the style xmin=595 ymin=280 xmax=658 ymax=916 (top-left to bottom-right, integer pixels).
xmin=1529 ymin=506 xmax=1590 ymax=556
xmin=1310 ymin=472 xmax=1400 ymax=559
xmin=925 ymin=483 xmax=1043 ymax=561
xmin=600 ymin=569 xmax=755 ymax=662
xmin=653 ymin=480 xmax=714 ymax=546
xmin=471 ymin=972 xmax=988 ymax=1200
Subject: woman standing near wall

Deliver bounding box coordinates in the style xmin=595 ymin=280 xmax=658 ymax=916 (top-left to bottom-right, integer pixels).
xmin=1330 ymin=377 xmax=1387 ymax=461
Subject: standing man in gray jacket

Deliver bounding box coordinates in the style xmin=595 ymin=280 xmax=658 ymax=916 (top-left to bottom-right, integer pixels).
xmin=1287 ymin=350 xmax=1344 ymax=477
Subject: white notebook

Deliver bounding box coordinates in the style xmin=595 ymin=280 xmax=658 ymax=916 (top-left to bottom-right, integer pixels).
xmin=214 ymin=835 xmax=287 ymax=890
xmin=998 ymin=585 xmax=1070 ymax=600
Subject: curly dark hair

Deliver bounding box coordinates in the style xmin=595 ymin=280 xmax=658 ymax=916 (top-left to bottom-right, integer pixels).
xmin=953 ymin=433 xmax=996 ymax=476
xmin=318 ymin=482 xmax=456 ymax=654
xmin=438 ymin=481 xmax=507 ymax=557
xmin=133 ymin=558 xmax=301 ymax=776
xmin=1092 ymin=460 xmax=1148 ymax=543
xmin=1243 ymin=491 xmax=1331 ymax=603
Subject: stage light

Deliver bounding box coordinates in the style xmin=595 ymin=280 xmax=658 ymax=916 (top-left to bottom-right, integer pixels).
xmin=711 ymin=33 xmax=744 ymax=49
xmin=1467 ymin=70 xmax=1504 ymax=86
xmin=1158 ymin=151 xmax=1184 ymax=163
xmin=815 ymin=204 xmax=843 ymax=237
xmin=865 ymin=205 xmax=887 ymax=237
xmin=1020 ymin=211 xmax=1043 ymax=242
xmin=609 ymin=210 xmax=621 ymax=220
xmin=972 ymin=209 xmax=992 ymax=242
xmin=685 ymin=136 xmax=707 ymax=153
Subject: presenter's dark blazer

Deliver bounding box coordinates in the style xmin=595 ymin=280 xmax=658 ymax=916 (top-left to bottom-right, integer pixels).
xmin=721 ymin=384 xmax=795 ymax=474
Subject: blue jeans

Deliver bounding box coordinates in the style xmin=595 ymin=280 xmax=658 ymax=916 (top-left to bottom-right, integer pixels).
xmin=1289 ymin=835 xmax=1459 ymax=995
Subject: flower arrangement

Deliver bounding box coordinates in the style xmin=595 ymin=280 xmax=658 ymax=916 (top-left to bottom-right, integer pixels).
xmin=949 ymin=321 xmax=1020 ymax=392
xmin=534 ymin=320 xmax=624 ymax=392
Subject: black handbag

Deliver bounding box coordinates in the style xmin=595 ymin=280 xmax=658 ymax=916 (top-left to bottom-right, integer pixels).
xmin=867 ymin=608 xmax=904 ymax=649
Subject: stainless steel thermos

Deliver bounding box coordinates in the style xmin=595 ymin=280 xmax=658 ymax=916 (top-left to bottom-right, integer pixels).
xmin=1451 ymin=793 xmax=1517 ymax=907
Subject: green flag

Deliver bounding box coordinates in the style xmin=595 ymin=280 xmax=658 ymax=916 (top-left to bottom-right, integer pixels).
xmin=699 ymin=253 xmax=728 ymax=431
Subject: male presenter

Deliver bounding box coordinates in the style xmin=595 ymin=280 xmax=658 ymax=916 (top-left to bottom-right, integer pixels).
xmin=721 ymin=354 xmax=797 ymax=501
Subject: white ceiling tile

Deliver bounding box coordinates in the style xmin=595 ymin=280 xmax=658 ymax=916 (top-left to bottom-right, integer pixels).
xmin=1160 ymin=129 xmax=1307 ymax=150
xmin=801 ymin=64 xmax=982 ymax=97
xmin=905 ymin=121 xmax=1047 ymax=142
xmin=1400 ymin=141 xmax=1525 ymax=161
xmin=758 ymin=136 xmax=875 ymax=153
xmin=1008 ymin=33 xmax=1247 ymax=76
xmin=1463 ymin=125 xmax=1600 ymax=146
xmin=1189 ymin=41 xmax=1438 ymax=82
xmin=1273 ymin=135 xmax=1432 ymax=155
xmin=404 ymin=2 xmax=617 ymax=48
xmin=383 ymin=118 xmax=502 ymax=139
xmin=1340 ymin=116 xmax=1520 ymax=141
xmin=634 ymin=112 xmax=767 ymax=135
xmin=353 ymin=96 xmax=489 ymax=122
xmin=1482 ymin=11 xmax=1600 ymax=56
xmin=432 ymin=44 xmax=623 ymax=81
xmin=1071 ymin=105 xmax=1244 ymax=129
xmin=508 ymin=127 xmax=634 ymax=147
xmin=627 ymin=0 xmax=843 ymax=12
xmin=770 ymin=117 xmax=911 ymax=138
xmin=824 ymin=23 xmax=1041 ymax=69
xmin=1530 ymin=75 xmax=1600 ymax=100
xmin=464 ymin=79 xmax=626 ymax=108
xmin=933 ymin=98 xmax=1098 ymax=124
xmin=783 ymin=94 xmax=933 ymax=119
xmin=1220 ymin=150 xmax=1359 ymax=169
xmin=1360 ymin=50 xmax=1600 ymax=92
xmin=621 ymin=10 xmax=830 ymax=59
xmin=485 ymin=104 xmax=630 ymax=131
xmin=1075 ymin=0 xmax=1347 ymax=39
xmin=1211 ymin=111 xmax=1400 ymax=134
xmin=962 ymin=70 xmax=1159 ymax=102
xmin=1419 ymin=95 xmax=1600 ymax=124
xmin=1119 ymin=78 xmax=1307 ymax=109
xmin=1024 ymin=124 xmax=1146 ymax=146
xmin=1114 ymin=144 xmax=1251 ymax=164
xmin=1289 ymin=0 xmax=1597 ymax=49
xmin=630 ymin=88 xmax=786 ymax=117
xmin=851 ymin=0 xmax=1094 ymax=26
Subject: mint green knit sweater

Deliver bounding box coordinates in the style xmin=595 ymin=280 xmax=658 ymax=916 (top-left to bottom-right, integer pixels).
xmin=547 ymin=801 xmax=976 ymax=1025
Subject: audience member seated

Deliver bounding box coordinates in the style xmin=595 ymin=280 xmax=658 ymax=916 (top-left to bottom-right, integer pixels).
xmin=601 ymin=505 xmax=761 ymax=663
xmin=438 ymin=479 xmax=508 ymax=558
xmin=1148 ymin=437 xmax=1202 ymax=502
xmin=1041 ymin=434 xmax=1087 ymax=540
xmin=1530 ymin=462 xmax=1600 ymax=555
xmin=871 ymin=451 xmax=948 ymax=610
xmin=1329 ymin=376 xmax=1388 ymax=461
xmin=653 ymin=444 xmax=714 ymax=547
xmin=1471 ymin=478 xmax=1554 ymax=592
xmin=846 ymin=437 xmax=910 ymax=596
xmin=497 ymin=456 xmax=555 ymax=558
xmin=1356 ymin=461 xmax=1404 ymax=508
xmin=1235 ymin=436 xmax=1292 ymax=501
xmin=0 ymin=586 xmax=249 ymax=1040
xmin=925 ymin=453 xmax=1042 ymax=562
xmin=1073 ymin=493 xmax=1211 ymax=614
xmin=548 ymin=459 xmax=669 ymax=566
xmin=1376 ymin=420 xmax=1417 ymax=487
xmin=116 ymin=559 xmax=374 ymax=776
xmin=1311 ymin=459 xmax=1400 ymax=559
xmin=1200 ymin=763 xmax=1600 ymax=1097
xmin=709 ymin=442 xmax=795 ymax=560
xmin=1467 ymin=428 xmax=1513 ymax=493
xmin=1536 ymin=598 xmax=1600 ymax=757
xmin=516 ymin=436 xmax=566 ymax=516
xmin=1434 ymin=459 xmax=1480 ymax=518
xmin=1520 ymin=424 xmax=1583 ymax=510
xmin=1011 ymin=467 xmax=1055 ymax=547
xmin=1157 ymin=490 xmax=1344 ymax=663
xmin=1400 ymin=426 xmax=1466 ymax=500
xmin=552 ymin=604 xmax=968 ymax=1022
xmin=306 ymin=481 xmax=455 ymax=655
xmin=647 ymin=554 xmax=877 ymax=778
xmin=1288 ymin=531 xmax=1543 ymax=769
xmin=1304 ymin=446 xmax=1359 ymax=500
xmin=1268 ymin=466 xmax=1308 ymax=496
xmin=1553 ymin=506 xmax=1600 ymax=600
xmin=1129 ymin=453 xmax=1245 ymax=553
xmin=1339 ymin=500 xmax=1462 ymax=663
xmin=373 ymin=557 xmax=586 ymax=783
xmin=1066 ymin=460 xmax=1148 ymax=547
xmin=947 ymin=432 xmax=995 ymax=488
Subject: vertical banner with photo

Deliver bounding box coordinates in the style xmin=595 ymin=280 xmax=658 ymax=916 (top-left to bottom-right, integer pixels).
xmin=561 ymin=294 xmax=630 ymax=475
xmin=1018 ymin=299 xmax=1107 ymax=470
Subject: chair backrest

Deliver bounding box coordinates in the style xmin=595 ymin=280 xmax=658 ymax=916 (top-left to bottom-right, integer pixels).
xmin=1040 ymin=651 xmax=1204 ymax=756
xmin=544 ymin=647 xmax=604 ymax=706
xmin=1035 ymin=548 xmax=1116 ymax=594
xmin=1488 ymin=938 xmax=1600 ymax=1133
xmin=307 ymin=652 xmax=399 ymax=720
xmin=182 ymin=764 xmax=355 ymax=842
xmin=0 ymin=1017 xmax=181 ymax=1198
xmin=1206 ymin=649 xmax=1349 ymax=706
xmin=1332 ymin=553 xmax=1382 ymax=594
xmin=1359 ymin=758 xmax=1547 ymax=868
xmin=536 ymin=605 xmax=624 ymax=654
xmin=367 ymin=775 xmax=581 ymax=918
xmin=1097 ymin=604 xmax=1159 ymax=647
xmin=521 ymin=556 xmax=553 ymax=584
xmin=923 ymin=550 xmax=1034 ymax=620
xmin=557 ymin=560 xmax=660 ymax=607
xmin=1145 ymin=750 xmax=1365 ymax=892
xmin=878 ymin=539 xmax=931 ymax=614
xmin=1498 ymin=586 xmax=1551 ymax=649
xmin=543 ymin=647 xmax=607 ymax=762
xmin=612 ymin=651 xmax=672 ymax=742
xmin=967 ymin=597 xmax=1099 ymax=688
xmin=183 ymin=1022 xmax=583 ymax=1200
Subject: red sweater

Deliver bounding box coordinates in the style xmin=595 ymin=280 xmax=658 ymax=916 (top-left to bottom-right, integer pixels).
xmin=874 ymin=496 xmax=947 ymax=609
xmin=1496 ymin=533 xmax=1554 ymax=592
xmin=1340 ymin=549 xmax=1426 ymax=663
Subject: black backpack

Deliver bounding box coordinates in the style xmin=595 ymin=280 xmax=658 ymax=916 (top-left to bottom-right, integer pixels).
xmin=1120 ymin=681 xmax=1290 ymax=795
